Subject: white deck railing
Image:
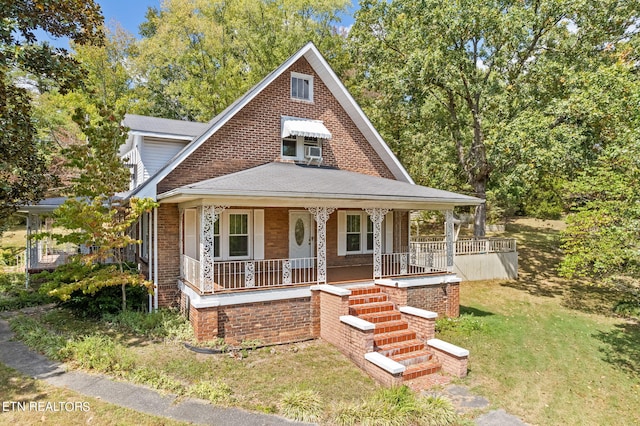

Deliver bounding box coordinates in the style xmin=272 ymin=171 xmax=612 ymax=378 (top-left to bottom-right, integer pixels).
xmin=409 ymin=238 xmax=516 ymax=257
xmin=381 ymin=251 xmax=449 ymax=277
xmin=181 ymin=256 xmax=317 ymax=292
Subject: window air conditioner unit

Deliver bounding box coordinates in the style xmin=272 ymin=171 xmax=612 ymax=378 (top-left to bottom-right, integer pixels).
xmin=304 ymin=145 xmax=323 ymax=165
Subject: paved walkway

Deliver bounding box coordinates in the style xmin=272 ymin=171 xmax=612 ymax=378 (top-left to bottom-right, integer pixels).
xmin=0 ymin=311 xmax=527 ymax=426
xmin=0 ymin=319 xmax=304 ymax=426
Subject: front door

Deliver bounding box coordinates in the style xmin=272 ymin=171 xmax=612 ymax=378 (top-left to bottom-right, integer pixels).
xmin=289 ymin=212 xmax=313 ymax=268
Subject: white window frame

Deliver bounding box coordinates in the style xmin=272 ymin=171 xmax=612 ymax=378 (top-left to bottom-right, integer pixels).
xmin=291 ymin=72 xmax=313 ymax=102
xmin=338 ymin=211 xmax=393 ymax=256
xmin=281 ymin=135 xmax=320 ymax=162
xmin=344 ymin=211 xmax=375 ymax=255
xmin=220 ymin=209 xmax=253 ymax=260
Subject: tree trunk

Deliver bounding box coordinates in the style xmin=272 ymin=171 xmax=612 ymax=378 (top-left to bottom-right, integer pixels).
xmin=473 ymin=180 xmax=487 ymax=238
xmin=121 ymin=282 xmax=127 ymax=312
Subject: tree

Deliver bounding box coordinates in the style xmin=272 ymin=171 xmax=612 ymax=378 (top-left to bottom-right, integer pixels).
xmin=0 ymin=0 xmax=104 ymax=230
xmin=131 ymin=0 xmax=351 ymax=121
xmin=39 ymin=105 xmax=157 ymax=312
xmin=348 ymin=0 xmax=639 ymax=236
xmin=559 ymin=56 xmax=640 ymax=293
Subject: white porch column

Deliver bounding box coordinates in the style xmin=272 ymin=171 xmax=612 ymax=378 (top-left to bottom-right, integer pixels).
xmin=199 ymin=205 xmax=227 ymax=292
xmin=365 ymin=208 xmax=391 ymax=279
xmin=306 ymin=207 xmax=336 ymax=284
xmin=445 ymin=210 xmax=455 ymax=272
xmin=179 ymin=208 xmax=184 ymax=278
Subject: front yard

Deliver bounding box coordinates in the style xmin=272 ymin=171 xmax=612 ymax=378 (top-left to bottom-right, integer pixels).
xmin=1 ymin=218 xmax=639 ymax=425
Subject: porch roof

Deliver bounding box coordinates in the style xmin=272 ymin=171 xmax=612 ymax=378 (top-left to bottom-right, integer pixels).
xmin=158 ymin=162 xmax=482 ymax=209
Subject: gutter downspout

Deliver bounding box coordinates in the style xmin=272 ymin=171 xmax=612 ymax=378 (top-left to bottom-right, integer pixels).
xmin=153 ymin=207 xmax=158 ymax=311
xmin=148 ymin=211 xmax=153 ymax=313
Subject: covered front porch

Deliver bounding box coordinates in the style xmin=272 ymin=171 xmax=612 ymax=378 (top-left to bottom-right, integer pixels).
xmin=177 ymin=205 xmax=455 ymax=295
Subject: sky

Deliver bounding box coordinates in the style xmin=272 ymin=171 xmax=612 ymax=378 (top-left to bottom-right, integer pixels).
xmin=96 ymin=0 xmax=356 ymax=38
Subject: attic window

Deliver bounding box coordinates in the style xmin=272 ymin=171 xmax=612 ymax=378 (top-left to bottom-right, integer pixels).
xmin=291 ymin=72 xmax=313 ymax=101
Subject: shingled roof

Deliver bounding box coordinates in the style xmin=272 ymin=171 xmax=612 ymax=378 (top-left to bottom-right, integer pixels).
xmin=158 ymin=162 xmax=481 ymax=209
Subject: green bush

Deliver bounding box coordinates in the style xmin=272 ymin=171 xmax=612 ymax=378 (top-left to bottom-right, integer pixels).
xmin=0 ymin=273 xmax=54 ymax=311
xmin=436 ymin=313 xmax=485 ymax=335
xmin=104 ymin=309 xmax=194 ymax=341
xmin=36 ymin=263 xmax=148 ymax=318
xmin=279 ymin=389 xmax=323 ymax=422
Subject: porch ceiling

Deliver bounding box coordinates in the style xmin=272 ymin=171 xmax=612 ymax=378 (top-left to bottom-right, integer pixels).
xmin=159 ymin=162 xmax=482 ymax=210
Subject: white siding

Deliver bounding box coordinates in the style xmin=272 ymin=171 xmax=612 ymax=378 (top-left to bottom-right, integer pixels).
xmin=141 ymin=137 xmax=189 ymax=180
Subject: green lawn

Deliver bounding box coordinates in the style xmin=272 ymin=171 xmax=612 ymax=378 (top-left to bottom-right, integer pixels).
xmin=439 ymin=218 xmax=640 ymax=425
xmin=0 ymin=363 xmax=190 ymax=425
xmin=2 ymin=218 xmax=639 ymax=425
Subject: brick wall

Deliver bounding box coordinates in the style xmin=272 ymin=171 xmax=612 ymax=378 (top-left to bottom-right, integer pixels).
xmin=429 ymin=346 xmax=468 ymax=378
xmin=313 ymin=287 xmax=403 ymax=387
xmin=158 ymin=56 xmax=394 ymax=194
xmin=401 ymin=313 xmax=436 ymax=342
xmin=157 ymin=204 xmax=180 ymax=307
xmin=219 ymin=297 xmax=312 ymax=345
xmin=378 ymin=281 xmax=461 ymax=318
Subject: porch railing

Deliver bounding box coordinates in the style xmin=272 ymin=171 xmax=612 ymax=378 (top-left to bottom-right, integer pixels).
xmin=381 ymin=247 xmax=449 ymax=278
xmin=181 ymin=255 xmax=317 ymax=293
xmin=454 ymin=238 xmax=516 ymax=254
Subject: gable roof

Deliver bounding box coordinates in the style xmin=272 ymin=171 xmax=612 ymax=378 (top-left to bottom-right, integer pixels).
xmin=158 ymin=162 xmax=482 ymax=210
xmin=124 ymin=114 xmax=209 ymax=139
xmin=129 ymin=42 xmax=413 ymax=200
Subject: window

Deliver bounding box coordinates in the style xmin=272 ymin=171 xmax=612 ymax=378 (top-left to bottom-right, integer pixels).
xmin=213 ymin=219 xmax=220 ymax=258
xmin=346 ymin=214 xmax=361 ymax=252
xmin=282 ymin=137 xmax=297 ymax=157
xmin=281 ymin=135 xmax=320 ymax=161
xmin=291 ymin=72 xmax=313 ymax=101
xmin=228 ymin=213 xmax=249 ymax=257
xmin=345 ymin=212 xmax=374 ymax=254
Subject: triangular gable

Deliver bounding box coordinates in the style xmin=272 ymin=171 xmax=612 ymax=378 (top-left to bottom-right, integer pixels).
xmin=129 ymin=42 xmax=413 ymax=200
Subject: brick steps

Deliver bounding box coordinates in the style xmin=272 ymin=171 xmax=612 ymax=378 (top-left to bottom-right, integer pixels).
xmin=374 ymin=320 xmax=408 ymax=334
xmin=359 ymin=311 xmax=402 ymax=323
xmin=402 ymin=361 xmax=442 ymax=380
xmin=349 ymin=301 xmax=395 ymax=316
xmin=349 ymin=294 xmax=389 ymax=306
xmin=374 ymin=330 xmax=417 ymax=347
xmin=347 ymin=286 xmax=441 ymax=383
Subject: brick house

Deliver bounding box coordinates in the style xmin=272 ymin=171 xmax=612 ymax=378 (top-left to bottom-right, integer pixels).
xmin=26 ymin=43 xmax=482 ymax=384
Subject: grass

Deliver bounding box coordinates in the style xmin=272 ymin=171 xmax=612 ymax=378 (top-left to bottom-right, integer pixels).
xmin=0 ymin=363 xmax=190 ymax=425
xmin=437 ymin=218 xmax=640 ymax=426
xmin=3 ymin=217 xmax=639 ymax=424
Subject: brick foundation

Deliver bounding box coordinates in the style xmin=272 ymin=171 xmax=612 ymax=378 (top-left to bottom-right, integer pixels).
xmin=379 ymin=281 xmax=460 ymax=318
xmin=188 ymin=297 xmax=313 ymax=345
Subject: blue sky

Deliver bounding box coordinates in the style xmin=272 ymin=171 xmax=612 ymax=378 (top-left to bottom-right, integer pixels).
xmin=97 ymin=0 xmax=356 ymax=37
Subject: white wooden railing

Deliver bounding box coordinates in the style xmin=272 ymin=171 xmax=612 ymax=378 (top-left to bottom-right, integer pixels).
xmin=381 ymin=251 xmax=448 ymax=277
xmin=452 ymin=238 xmax=516 ymax=255
xmin=182 ymin=255 xmax=201 ymax=289
xmin=181 ymin=256 xmax=317 ymax=292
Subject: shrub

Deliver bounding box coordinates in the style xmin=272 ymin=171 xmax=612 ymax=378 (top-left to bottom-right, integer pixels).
xmin=280 ymin=389 xmax=323 ymax=422
xmin=329 ymin=386 xmax=461 ymax=426
xmin=104 ymin=309 xmax=194 ymax=341
xmin=37 ymin=263 xmax=149 ymax=318
xmin=0 ymin=273 xmax=53 ymax=311
xmin=67 ymin=335 xmax=135 ymax=374
xmin=436 ymin=314 xmax=485 ymax=335
xmin=189 ymin=381 xmax=234 ymax=404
